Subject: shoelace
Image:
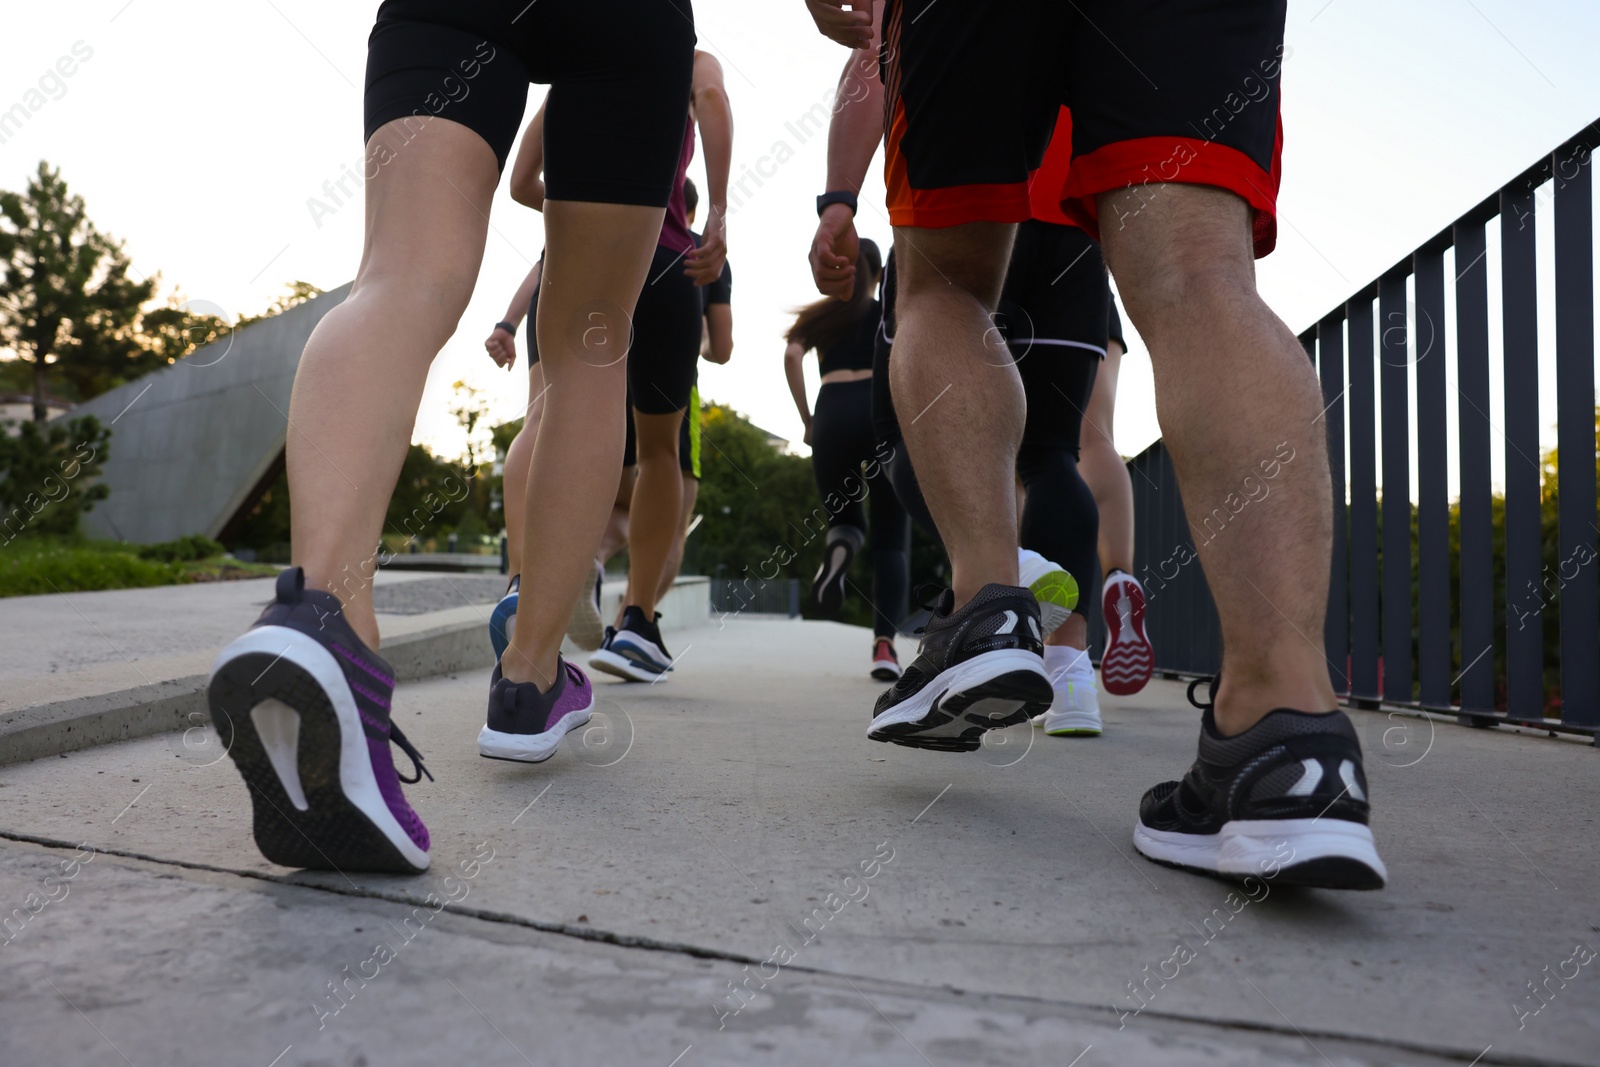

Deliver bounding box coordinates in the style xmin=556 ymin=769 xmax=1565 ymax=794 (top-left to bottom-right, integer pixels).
xmin=389 ymin=723 xmax=434 ymax=785
xmin=1187 ymin=673 xmax=1221 ymax=712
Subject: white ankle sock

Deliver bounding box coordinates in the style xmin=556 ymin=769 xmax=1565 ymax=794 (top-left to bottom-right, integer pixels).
xmin=1043 ymin=644 xmax=1090 ymax=686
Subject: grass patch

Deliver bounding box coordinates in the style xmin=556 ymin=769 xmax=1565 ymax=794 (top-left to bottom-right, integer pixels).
xmin=0 ymin=537 xmax=277 ymax=598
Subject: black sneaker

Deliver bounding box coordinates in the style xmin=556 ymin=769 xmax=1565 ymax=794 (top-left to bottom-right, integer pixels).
xmin=867 ymin=584 xmax=1052 ymax=752
xmin=588 ymin=605 xmax=673 ymax=683
xmin=811 ymin=525 xmax=865 ymax=617
xmin=1132 ymin=678 xmax=1387 ymax=889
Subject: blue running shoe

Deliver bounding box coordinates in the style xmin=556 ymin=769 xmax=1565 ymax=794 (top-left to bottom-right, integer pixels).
xmin=489 ymin=575 xmax=519 ymax=661
xmin=589 ymin=605 xmax=673 ymax=683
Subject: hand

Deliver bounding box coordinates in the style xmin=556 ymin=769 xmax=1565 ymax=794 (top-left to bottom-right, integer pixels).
xmin=809 ymin=203 xmax=859 ymax=299
xmin=805 ymin=0 xmax=874 ymax=48
xmin=485 ymin=325 xmax=518 ymax=370
xmin=685 ymin=208 xmax=727 ymax=286
xmin=803 ymin=421 xmax=814 ymax=447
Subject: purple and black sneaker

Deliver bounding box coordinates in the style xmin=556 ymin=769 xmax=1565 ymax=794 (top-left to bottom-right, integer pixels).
xmin=478 ymin=657 xmax=595 ymax=763
xmin=207 ymin=568 xmax=431 ymax=874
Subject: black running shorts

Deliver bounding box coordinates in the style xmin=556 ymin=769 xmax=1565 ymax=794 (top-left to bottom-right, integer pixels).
xmin=882 ymin=0 xmax=1286 ymax=256
xmin=627 ymin=244 xmax=703 ymax=415
xmin=364 ymin=0 xmax=694 ymax=203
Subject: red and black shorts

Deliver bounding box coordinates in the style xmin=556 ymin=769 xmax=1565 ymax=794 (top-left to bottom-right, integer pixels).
xmin=881 ymin=0 xmax=1287 ymax=257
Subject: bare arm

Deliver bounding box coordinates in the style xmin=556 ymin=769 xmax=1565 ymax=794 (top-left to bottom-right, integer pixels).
xmin=508 ymin=96 xmax=548 ymax=209
xmin=783 ymin=341 xmax=813 ymax=445
xmin=485 ymin=260 xmax=542 ymax=370
xmin=703 ymin=304 xmax=734 ymax=365
xmin=810 ymin=6 xmax=884 ymax=298
xmin=686 ymin=51 xmax=733 ymax=285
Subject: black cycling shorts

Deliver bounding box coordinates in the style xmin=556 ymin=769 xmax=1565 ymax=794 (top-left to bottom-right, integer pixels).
xmin=998 ymin=222 xmax=1109 ymax=362
xmin=627 ymin=244 xmax=703 ymax=415
xmin=364 ymin=0 xmax=694 ymax=203
xmin=882 ymin=0 xmax=1286 ymax=256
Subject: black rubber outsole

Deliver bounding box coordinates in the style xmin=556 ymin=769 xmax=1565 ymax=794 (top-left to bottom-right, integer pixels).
xmin=870 ymin=670 xmax=1053 ymax=752
xmin=1137 ymin=851 xmax=1386 ymax=892
xmin=208 ymin=652 xmax=422 ymax=874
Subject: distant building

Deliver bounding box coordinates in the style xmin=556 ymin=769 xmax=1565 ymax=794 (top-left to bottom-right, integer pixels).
xmin=53 ymin=284 xmax=351 ymax=544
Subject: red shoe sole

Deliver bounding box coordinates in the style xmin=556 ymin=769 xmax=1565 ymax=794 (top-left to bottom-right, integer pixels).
xmin=1101 ymin=578 xmax=1154 ymax=696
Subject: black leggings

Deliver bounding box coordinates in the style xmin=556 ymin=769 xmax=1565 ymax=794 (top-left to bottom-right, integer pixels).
xmin=811 ymin=379 xmax=910 ymax=637
xmin=873 ymin=243 xmax=1103 ymax=617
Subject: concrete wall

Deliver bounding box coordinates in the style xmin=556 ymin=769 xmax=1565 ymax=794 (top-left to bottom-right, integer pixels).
xmin=63 ymin=283 xmax=350 ymax=544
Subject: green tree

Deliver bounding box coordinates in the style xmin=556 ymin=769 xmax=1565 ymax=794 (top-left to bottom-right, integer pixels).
xmin=234 ymin=281 xmax=323 ymax=330
xmin=0 ymin=162 xmax=155 ymax=419
xmin=0 ymin=415 xmax=111 ymax=542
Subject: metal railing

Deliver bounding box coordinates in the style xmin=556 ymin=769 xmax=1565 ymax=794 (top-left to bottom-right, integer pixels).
xmin=711 ymin=577 xmax=800 ymax=618
xmin=1119 ymin=117 xmax=1600 ymax=741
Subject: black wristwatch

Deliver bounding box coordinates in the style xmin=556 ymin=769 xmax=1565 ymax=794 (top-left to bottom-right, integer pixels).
xmin=816 ymin=190 xmax=858 ymax=217
xmin=494 ymin=321 xmax=517 ymax=335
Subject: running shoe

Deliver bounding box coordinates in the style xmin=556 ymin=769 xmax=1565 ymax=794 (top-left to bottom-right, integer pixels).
xmin=871 ymin=636 xmax=901 ymax=681
xmin=1132 ymin=678 xmax=1387 ymax=889
xmin=489 ymin=574 xmax=519 ymax=661
xmin=812 ymin=525 xmax=865 ymax=617
xmin=1018 ymin=548 xmax=1079 ymax=638
xmin=588 ymin=605 xmax=674 ymax=683
xmin=1037 ymin=646 xmax=1101 ymax=736
xmin=478 ymin=657 xmax=595 ymax=763
xmin=868 ymin=584 xmax=1053 ymax=752
xmin=207 ymin=568 xmax=431 ymax=874
xmin=1101 ymin=570 xmax=1154 ymax=695
xmin=567 ymin=559 xmax=606 ymax=651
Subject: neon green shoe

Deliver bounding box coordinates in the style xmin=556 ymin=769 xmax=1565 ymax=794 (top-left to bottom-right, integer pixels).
xmin=1019 ymin=548 xmax=1078 ymax=638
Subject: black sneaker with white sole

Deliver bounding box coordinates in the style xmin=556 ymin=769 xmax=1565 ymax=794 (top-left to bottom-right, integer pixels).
xmin=868 ymin=584 xmax=1053 ymax=752
xmin=1133 ymin=684 xmax=1387 ymax=890
xmin=812 ymin=525 xmax=865 ymax=617
xmin=589 ymin=605 xmax=673 ymax=683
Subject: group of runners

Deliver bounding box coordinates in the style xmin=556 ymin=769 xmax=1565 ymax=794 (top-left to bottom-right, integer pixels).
xmin=206 ymin=0 xmax=1387 ymax=894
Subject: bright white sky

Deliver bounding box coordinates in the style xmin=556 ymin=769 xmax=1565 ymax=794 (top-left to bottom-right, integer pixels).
xmin=5 ymin=0 xmax=1599 ymax=489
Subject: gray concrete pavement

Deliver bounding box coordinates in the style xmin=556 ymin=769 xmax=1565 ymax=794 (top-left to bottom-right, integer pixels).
xmin=2 ymin=617 xmax=1597 ymax=1066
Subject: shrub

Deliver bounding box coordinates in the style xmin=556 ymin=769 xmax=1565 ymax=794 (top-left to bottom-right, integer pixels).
xmin=137 ymin=533 xmax=224 ymax=563
xmin=0 ymin=415 xmax=111 ymax=543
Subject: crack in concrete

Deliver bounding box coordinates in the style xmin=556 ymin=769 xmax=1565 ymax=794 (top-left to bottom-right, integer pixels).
xmin=0 ymin=828 xmax=1586 ymax=1067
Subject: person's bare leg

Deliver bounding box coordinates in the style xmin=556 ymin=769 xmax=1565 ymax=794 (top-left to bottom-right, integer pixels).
xmin=625 ymin=408 xmax=685 ymax=617
xmin=1100 ymin=184 xmax=1336 ymax=734
xmin=501 ymin=361 xmax=546 ymax=578
xmin=1080 ymin=340 xmax=1136 ymax=575
xmin=1046 ymin=616 xmax=1087 ymax=651
xmin=598 ymin=467 xmax=635 ymax=566
xmin=502 ymin=200 xmax=664 ymax=689
xmin=656 ymin=473 xmax=699 ymax=604
xmin=890 ymin=223 xmax=1020 ymax=604
xmin=288 ymin=119 xmax=498 ymax=648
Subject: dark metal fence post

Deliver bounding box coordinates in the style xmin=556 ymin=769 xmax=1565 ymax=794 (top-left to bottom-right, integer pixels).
xmin=1378 ymin=270 xmax=1414 ymax=704
xmin=1347 ymin=295 xmax=1381 ymax=705
xmin=1316 ymin=317 xmax=1349 ymax=693
xmin=1415 ymin=245 xmax=1451 ymax=709
xmin=1453 ymin=214 xmax=1496 ymax=715
xmin=1501 ymin=184 xmax=1543 ymax=721
xmin=1552 ymin=141 xmax=1600 ymax=730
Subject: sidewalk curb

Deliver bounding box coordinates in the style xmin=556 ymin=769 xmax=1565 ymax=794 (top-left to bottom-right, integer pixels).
xmin=0 ymin=618 xmax=495 ymax=768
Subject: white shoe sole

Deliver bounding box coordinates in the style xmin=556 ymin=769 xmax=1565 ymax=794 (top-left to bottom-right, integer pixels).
xmin=478 ymin=703 xmax=594 ymax=764
xmin=868 ymin=649 xmax=1052 ymax=752
xmin=566 ymin=562 xmax=605 ymax=651
xmin=588 ymin=646 xmax=665 ymax=683
xmin=1043 ymin=709 xmax=1101 ymax=736
xmin=1133 ymin=817 xmax=1387 ymax=890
